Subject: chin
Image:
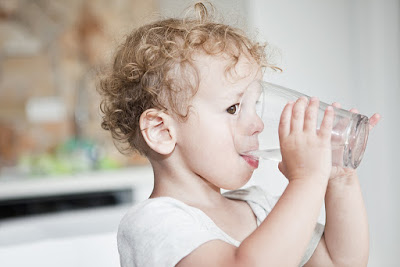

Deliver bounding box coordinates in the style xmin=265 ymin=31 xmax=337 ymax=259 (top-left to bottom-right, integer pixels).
xmin=222 ymin=173 xmax=253 ymax=191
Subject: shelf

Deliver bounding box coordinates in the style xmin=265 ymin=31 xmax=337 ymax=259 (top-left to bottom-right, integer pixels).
xmin=0 ymin=166 xmax=154 ymax=202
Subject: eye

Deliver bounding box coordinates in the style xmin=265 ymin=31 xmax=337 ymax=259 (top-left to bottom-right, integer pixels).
xmin=226 ymin=103 xmax=240 ymax=115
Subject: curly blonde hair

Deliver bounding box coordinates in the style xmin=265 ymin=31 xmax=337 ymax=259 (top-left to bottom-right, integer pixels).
xmin=98 ymin=2 xmax=279 ymax=156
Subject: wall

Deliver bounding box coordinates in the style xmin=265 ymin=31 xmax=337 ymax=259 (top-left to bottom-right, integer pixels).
xmin=247 ymin=0 xmax=400 ymax=266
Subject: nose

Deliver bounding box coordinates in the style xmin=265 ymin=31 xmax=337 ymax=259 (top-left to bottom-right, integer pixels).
xmin=247 ymin=112 xmax=264 ymax=136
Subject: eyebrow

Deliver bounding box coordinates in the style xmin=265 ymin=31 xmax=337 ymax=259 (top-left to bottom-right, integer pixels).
xmin=232 ymin=90 xmax=244 ymax=99
xmin=221 ymin=74 xmax=262 ymax=102
xmin=221 ymin=90 xmax=244 ymax=103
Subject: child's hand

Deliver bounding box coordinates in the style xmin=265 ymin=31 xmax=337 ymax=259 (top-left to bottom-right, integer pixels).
xmin=329 ymin=102 xmax=381 ymax=180
xmin=278 ymin=97 xmax=334 ymax=184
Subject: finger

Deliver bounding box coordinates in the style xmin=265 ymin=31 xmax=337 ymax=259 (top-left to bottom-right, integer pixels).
xmin=303 ymin=97 xmax=319 ymax=133
xmin=332 ymin=102 xmax=341 ymax=109
xmin=350 ymin=108 xmax=359 ymax=114
xmin=318 ymin=106 xmax=335 ymax=139
xmin=290 ymin=96 xmax=308 ymax=133
xmin=279 ymin=101 xmax=294 ymax=138
xmin=368 ymin=113 xmax=381 ymax=130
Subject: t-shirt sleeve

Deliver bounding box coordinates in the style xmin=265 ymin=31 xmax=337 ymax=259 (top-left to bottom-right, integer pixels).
xmin=117 ymin=200 xmax=222 ymax=267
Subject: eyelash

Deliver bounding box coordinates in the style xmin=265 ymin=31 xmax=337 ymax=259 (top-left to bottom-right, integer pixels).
xmin=226 ymin=103 xmax=240 ymax=115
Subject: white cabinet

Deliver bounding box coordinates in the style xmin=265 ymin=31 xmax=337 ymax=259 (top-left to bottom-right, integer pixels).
xmin=0 ymin=167 xmax=153 ymax=267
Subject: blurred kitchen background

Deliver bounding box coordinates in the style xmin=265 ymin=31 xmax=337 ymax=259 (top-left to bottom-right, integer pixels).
xmin=0 ymin=0 xmax=398 ymax=266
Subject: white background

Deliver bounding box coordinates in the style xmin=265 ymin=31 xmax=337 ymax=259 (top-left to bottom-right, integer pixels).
xmin=246 ymin=1 xmax=399 ymax=266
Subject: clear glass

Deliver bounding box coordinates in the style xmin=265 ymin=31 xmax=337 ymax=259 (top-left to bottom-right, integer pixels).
xmin=234 ymin=81 xmax=369 ymax=169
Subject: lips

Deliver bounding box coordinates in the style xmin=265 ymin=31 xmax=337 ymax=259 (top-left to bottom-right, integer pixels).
xmin=241 ymin=155 xmax=259 ymax=169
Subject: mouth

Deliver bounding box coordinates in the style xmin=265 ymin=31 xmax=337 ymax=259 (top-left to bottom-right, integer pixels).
xmin=241 ymin=154 xmax=259 ymax=169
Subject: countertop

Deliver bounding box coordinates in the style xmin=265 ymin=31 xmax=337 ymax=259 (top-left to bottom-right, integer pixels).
xmin=0 ymin=165 xmax=154 ymax=202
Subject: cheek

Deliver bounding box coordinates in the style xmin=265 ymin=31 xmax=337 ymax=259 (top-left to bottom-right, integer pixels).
xmin=201 ymin=114 xmax=234 ymax=139
xmin=204 ymin=124 xmax=236 ymax=156
xmin=177 ymin=114 xmax=251 ymax=183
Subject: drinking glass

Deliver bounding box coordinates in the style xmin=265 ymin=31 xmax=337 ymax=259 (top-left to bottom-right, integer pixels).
xmin=234 ymin=81 xmax=369 ymax=169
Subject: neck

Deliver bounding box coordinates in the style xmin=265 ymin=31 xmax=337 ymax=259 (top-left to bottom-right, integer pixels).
xmin=148 ymin=157 xmax=226 ymax=208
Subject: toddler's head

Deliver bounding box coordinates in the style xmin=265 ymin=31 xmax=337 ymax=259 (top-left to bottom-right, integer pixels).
xmin=99 ymin=2 xmax=277 ymax=158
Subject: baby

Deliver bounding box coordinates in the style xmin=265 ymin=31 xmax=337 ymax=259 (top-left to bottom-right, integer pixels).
xmin=98 ymin=2 xmax=379 ymax=266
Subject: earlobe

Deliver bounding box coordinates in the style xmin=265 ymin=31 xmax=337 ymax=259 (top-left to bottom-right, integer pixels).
xmin=140 ymin=109 xmax=176 ymax=155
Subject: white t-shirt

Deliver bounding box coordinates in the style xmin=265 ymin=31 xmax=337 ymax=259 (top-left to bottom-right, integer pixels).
xmin=117 ymin=185 xmax=324 ymax=267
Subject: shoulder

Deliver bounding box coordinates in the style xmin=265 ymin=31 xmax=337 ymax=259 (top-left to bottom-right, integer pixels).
xmin=119 ymin=197 xmax=198 ymax=228
xmin=118 ymin=197 xmax=202 ymax=245
xmin=117 ymin=198 xmax=219 ymax=267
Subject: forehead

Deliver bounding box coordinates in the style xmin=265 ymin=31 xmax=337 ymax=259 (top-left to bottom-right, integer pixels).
xmin=193 ymin=52 xmax=261 ymax=99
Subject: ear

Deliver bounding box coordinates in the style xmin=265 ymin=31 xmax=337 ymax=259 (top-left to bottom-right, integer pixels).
xmin=140 ymin=109 xmax=176 ymax=155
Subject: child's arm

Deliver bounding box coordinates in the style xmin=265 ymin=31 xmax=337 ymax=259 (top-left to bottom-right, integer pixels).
xmin=305 ymin=171 xmax=369 ymax=267
xmin=305 ymin=173 xmax=370 ymax=267
xmin=178 ymin=97 xmax=334 ymax=266
xmin=177 ymin=178 xmax=328 ymax=267
xmin=305 ymin=106 xmax=380 ymax=266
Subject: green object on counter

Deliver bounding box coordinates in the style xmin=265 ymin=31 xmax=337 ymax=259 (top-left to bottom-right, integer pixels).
xmin=17 ymin=137 xmax=123 ymax=177
xmin=98 ymin=157 xmax=121 ymax=170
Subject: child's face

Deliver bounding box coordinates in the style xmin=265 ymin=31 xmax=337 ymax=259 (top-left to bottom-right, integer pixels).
xmin=173 ymin=52 xmax=263 ymax=190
